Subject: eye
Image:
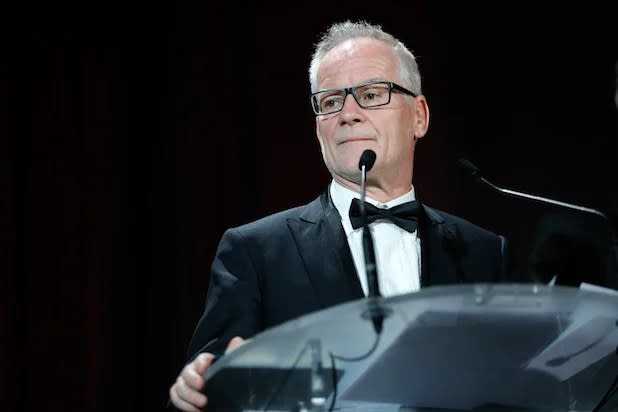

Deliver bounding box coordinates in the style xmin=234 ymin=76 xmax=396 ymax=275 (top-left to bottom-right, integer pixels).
xmin=358 ymin=87 xmax=386 ymax=102
xmin=319 ymin=93 xmax=344 ymax=111
xmin=324 ymin=98 xmax=339 ymax=107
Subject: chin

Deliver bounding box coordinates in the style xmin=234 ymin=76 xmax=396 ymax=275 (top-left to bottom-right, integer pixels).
xmin=333 ymin=165 xmax=363 ymax=185
xmin=342 ymin=144 xmax=376 ymax=165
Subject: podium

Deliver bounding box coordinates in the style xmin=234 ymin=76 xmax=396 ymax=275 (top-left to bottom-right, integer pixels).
xmin=202 ymin=284 xmax=618 ymax=411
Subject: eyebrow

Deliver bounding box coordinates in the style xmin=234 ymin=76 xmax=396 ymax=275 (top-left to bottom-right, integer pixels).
xmin=319 ymin=78 xmax=390 ymax=91
xmin=361 ymin=77 xmax=389 ymax=84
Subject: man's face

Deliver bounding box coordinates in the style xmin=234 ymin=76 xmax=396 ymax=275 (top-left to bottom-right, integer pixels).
xmin=315 ymin=38 xmax=429 ymax=190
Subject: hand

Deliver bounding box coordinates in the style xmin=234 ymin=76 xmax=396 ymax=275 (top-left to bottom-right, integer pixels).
xmin=169 ymin=337 xmax=246 ymax=411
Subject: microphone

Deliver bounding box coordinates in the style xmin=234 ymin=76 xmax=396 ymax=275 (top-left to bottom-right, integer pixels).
xmin=358 ymin=149 xmax=384 ymax=334
xmin=457 ymin=159 xmax=608 ymax=219
xmin=358 ymin=149 xmax=379 ymax=300
xmin=457 ymin=158 xmax=618 ymax=286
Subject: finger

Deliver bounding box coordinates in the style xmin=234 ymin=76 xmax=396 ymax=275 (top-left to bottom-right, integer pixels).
xmin=193 ymin=352 xmax=216 ymax=375
xmin=182 ymin=353 xmax=215 ymax=391
xmin=225 ymin=336 xmax=246 ymax=354
xmin=182 ymin=365 xmax=206 ymax=391
xmin=175 ymin=376 xmax=208 ymax=409
xmin=169 ymin=382 xmax=204 ymax=412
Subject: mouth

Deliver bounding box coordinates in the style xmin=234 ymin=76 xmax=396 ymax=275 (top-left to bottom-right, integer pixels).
xmin=338 ymin=137 xmax=375 ymax=145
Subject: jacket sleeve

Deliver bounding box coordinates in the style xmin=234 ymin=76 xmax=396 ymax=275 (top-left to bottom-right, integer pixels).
xmin=184 ymin=227 xmax=263 ymax=361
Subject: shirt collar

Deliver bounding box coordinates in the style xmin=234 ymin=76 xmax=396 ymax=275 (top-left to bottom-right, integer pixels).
xmin=330 ymin=179 xmax=416 ymax=236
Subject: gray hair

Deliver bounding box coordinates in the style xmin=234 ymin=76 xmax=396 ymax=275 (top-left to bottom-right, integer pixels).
xmin=309 ymin=20 xmax=422 ymax=95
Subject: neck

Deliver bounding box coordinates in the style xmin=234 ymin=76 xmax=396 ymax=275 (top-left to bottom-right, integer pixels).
xmin=334 ymin=176 xmax=413 ymax=203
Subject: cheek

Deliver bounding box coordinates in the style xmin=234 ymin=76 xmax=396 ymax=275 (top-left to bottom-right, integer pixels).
xmin=393 ymin=114 xmax=415 ymax=143
xmin=317 ymin=120 xmax=337 ymax=148
xmin=383 ymin=118 xmax=414 ymax=156
xmin=317 ymin=117 xmax=334 ymax=134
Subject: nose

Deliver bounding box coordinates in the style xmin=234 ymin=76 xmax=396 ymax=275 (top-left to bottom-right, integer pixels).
xmin=338 ymin=94 xmax=365 ymax=126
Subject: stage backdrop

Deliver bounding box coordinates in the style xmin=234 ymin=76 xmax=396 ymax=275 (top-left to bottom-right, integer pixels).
xmin=3 ymin=3 xmax=616 ymax=411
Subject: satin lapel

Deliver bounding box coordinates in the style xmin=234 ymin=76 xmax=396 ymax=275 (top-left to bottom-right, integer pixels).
xmin=419 ymin=205 xmax=464 ymax=287
xmin=287 ymin=192 xmax=364 ymax=309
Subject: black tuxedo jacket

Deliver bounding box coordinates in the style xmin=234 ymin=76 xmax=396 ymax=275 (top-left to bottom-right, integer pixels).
xmin=185 ymin=191 xmax=507 ymax=360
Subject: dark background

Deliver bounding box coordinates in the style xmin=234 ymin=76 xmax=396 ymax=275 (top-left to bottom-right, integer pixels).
xmin=3 ymin=2 xmax=617 ymax=411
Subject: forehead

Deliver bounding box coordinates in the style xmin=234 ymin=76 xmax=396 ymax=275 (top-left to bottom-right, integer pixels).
xmin=317 ymin=38 xmax=399 ymax=89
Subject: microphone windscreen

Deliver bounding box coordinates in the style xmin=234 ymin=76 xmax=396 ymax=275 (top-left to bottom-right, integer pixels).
xmin=359 ymin=149 xmax=377 ymax=172
xmin=456 ymin=158 xmax=480 ymax=178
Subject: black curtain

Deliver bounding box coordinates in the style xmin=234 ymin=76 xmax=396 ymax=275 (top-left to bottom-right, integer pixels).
xmin=4 ymin=3 xmax=617 ymax=411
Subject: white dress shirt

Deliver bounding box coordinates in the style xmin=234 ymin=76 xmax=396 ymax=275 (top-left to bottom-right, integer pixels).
xmin=329 ymin=180 xmax=422 ymax=297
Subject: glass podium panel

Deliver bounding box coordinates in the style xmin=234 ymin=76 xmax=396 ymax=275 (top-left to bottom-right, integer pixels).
xmin=202 ymin=284 xmax=618 ymax=411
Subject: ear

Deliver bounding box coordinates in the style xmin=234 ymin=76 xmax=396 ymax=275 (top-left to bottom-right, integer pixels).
xmin=412 ymin=95 xmax=430 ymax=140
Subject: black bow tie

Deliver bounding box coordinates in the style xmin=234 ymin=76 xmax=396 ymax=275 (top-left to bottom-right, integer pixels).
xmin=348 ymin=198 xmax=421 ymax=233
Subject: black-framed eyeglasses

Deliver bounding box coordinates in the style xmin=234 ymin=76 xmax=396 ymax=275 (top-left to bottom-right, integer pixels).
xmin=310 ymin=81 xmax=417 ymax=116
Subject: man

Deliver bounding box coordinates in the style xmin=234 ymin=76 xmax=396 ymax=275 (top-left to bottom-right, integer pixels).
xmin=169 ymin=20 xmax=507 ymax=411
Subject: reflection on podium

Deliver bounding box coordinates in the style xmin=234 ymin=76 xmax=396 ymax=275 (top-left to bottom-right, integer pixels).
xmin=202 ymin=284 xmax=618 ymax=411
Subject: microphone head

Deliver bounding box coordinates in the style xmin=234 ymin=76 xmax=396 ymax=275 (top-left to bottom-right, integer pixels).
xmin=456 ymin=158 xmax=480 ymax=178
xmin=358 ymin=149 xmax=377 ymax=172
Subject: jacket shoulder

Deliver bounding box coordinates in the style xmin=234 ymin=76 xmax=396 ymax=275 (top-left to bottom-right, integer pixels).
xmin=425 ymin=205 xmax=502 ymax=240
xmin=230 ymin=193 xmax=326 ymax=238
